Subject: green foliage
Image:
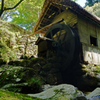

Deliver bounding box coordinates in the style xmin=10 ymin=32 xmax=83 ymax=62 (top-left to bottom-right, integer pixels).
xmin=4 ymin=87 xmax=22 ymax=93
xmin=0 ymin=0 xmax=45 ymax=31
xmin=85 ymin=0 xmax=94 ymax=6
xmin=0 ymin=65 xmax=22 ymax=88
xmin=0 ymin=89 xmax=43 ymax=100
xmin=82 ymin=64 xmax=100 ymax=76
xmin=49 ymin=88 xmax=70 ymax=100
xmin=28 ymin=76 xmax=43 ymax=89
xmin=85 ymin=2 xmax=100 ymax=17
xmin=0 ymin=36 xmax=17 ymax=62
xmin=94 ymin=65 xmax=100 ymax=73
xmin=0 ymin=20 xmax=37 ymax=62
xmin=85 ymin=0 xmax=100 ymax=6
xmin=12 ymin=0 xmax=45 ymax=31
xmin=0 ymin=0 xmax=24 ymax=19
xmin=0 ymin=64 xmax=43 ymax=93
xmin=54 ymin=89 xmax=60 ymax=93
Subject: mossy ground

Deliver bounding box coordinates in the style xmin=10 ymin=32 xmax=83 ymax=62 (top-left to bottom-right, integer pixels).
xmin=0 ymin=89 xmax=43 ymax=100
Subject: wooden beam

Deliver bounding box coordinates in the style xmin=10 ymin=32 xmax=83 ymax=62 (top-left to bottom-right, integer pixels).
xmin=28 ymin=18 xmax=64 ymax=37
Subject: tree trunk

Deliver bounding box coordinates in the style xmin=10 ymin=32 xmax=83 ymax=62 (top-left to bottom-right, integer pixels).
xmin=0 ymin=10 xmax=4 ymax=18
xmin=0 ymin=0 xmax=4 ymax=18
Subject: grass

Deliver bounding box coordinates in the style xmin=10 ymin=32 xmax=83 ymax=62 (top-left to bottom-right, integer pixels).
xmin=0 ymin=89 xmax=43 ymax=100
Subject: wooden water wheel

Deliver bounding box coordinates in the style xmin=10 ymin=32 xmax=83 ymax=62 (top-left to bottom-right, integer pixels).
xmin=44 ymin=23 xmax=80 ymax=71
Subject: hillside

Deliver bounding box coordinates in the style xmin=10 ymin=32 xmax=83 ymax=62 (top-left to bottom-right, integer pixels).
xmin=0 ymin=20 xmax=37 ymax=63
xmin=0 ymin=20 xmax=100 ymax=100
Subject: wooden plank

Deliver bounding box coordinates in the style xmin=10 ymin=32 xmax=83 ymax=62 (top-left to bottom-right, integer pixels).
xmin=28 ymin=19 xmax=64 ymax=37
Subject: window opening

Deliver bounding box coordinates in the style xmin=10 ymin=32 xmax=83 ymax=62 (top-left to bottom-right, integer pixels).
xmin=90 ymin=36 xmax=97 ymax=46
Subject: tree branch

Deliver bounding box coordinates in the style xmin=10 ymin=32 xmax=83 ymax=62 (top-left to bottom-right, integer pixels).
xmin=0 ymin=0 xmax=4 ymax=16
xmin=4 ymin=0 xmax=24 ymax=11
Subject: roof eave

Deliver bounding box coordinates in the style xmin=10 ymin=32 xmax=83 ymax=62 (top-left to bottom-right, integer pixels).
xmin=33 ymin=0 xmax=100 ymax=35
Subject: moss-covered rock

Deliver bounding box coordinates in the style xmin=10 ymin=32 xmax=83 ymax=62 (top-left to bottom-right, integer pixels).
xmin=0 ymin=56 xmax=64 ymax=93
xmin=0 ymin=64 xmax=43 ymax=93
xmin=72 ymin=63 xmax=100 ymax=91
xmin=28 ymin=84 xmax=85 ymax=100
xmin=0 ymin=20 xmax=38 ymax=63
xmin=0 ymin=89 xmax=43 ymax=100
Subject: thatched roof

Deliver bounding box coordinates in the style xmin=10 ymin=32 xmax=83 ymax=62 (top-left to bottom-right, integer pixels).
xmin=31 ymin=0 xmax=100 ymax=36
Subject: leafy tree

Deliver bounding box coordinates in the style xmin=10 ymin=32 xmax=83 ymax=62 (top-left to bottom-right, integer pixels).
xmin=85 ymin=0 xmax=100 ymax=6
xmin=85 ymin=2 xmax=100 ymax=17
xmin=1 ymin=0 xmax=78 ymax=31
xmin=85 ymin=0 xmax=93 ymax=6
xmin=0 ymin=0 xmax=44 ymax=31
xmin=11 ymin=0 xmax=45 ymax=31
xmin=0 ymin=0 xmax=24 ymax=19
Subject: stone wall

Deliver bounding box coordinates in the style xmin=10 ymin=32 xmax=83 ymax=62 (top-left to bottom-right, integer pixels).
xmin=0 ymin=20 xmax=38 ymax=62
xmin=16 ymin=35 xmax=38 ymax=58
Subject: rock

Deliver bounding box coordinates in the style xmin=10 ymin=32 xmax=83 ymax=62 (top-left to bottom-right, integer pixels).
xmin=87 ymin=88 xmax=100 ymax=100
xmin=72 ymin=63 xmax=100 ymax=91
xmin=28 ymin=84 xmax=85 ymax=100
xmin=41 ymin=84 xmax=54 ymax=91
xmin=96 ymin=74 xmax=100 ymax=79
xmin=0 ymin=20 xmax=38 ymax=62
xmin=0 ymin=64 xmax=43 ymax=93
xmin=97 ymin=82 xmax=100 ymax=86
xmin=1 ymin=83 xmax=28 ymax=92
xmin=73 ymin=96 xmax=88 ymax=100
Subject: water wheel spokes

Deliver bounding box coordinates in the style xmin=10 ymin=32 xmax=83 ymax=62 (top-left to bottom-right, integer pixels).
xmin=45 ymin=23 xmax=80 ymax=71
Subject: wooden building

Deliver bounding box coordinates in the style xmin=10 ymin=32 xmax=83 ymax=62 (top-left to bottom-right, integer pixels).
xmin=31 ymin=0 xmax=100 ymax=65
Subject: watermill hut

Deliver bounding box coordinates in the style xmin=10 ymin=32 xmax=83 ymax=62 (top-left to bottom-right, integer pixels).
xmin=31 ymin=0 xmax=100 ymax=65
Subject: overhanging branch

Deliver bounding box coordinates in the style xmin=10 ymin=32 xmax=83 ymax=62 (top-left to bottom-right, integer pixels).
xmin=0 ymin=0 xmax=4 ymax=16
xmin=4 ymin=0 xmax=24 ymax=11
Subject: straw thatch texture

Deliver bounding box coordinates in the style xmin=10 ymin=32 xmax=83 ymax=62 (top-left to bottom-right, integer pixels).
xmin=33 ymin=0 xmax=100 ymax=35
